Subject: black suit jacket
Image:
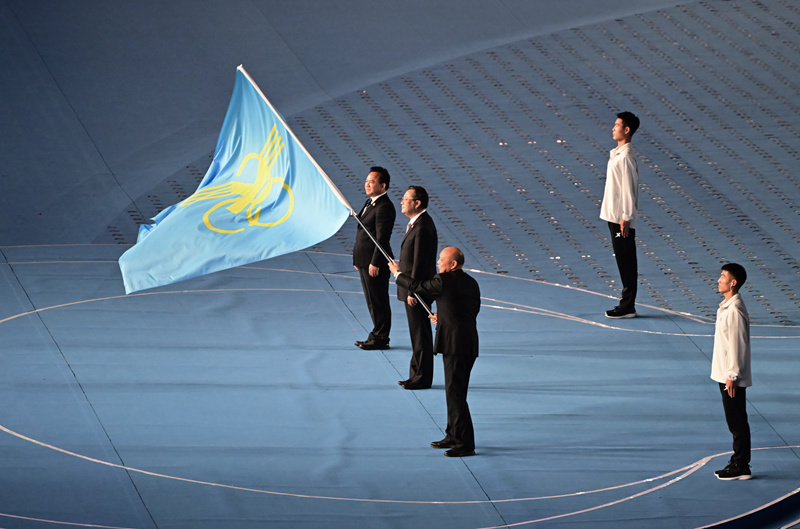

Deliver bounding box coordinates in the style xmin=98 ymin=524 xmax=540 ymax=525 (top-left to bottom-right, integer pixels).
xmin=397 ymin=211 xmax=438 ymax=301
xmin=396 ymin=269 xmax=480 ymax=357
xmin=353 ymin=194 xmax=395 ymax=269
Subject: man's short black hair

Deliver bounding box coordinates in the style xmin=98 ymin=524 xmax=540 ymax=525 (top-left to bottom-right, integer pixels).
xmin=617 ymin=111 xmax=640 ymax=136
xmin=370 ymin=166 xmax=390 ymax=189
xmin=722 ymin=263 xmax=747 ymax=290
xmin=407 ymin=185 xmax=429 ymax=209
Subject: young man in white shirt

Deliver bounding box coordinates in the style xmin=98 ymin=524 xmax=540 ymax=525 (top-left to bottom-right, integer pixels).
xmin=711 ymin=263 xmax=752 ymax=480
xmin=600 ymin=111 xmax=640 ymax=318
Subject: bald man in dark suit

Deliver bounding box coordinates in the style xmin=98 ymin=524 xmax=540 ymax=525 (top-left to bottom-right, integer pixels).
xmin=396 ymin=186 xmax=438 ymax=390
xmin=390 ymin=247 xmax=481 ymax=457
xmin=353 ymin=166 xmax=396 ymax=350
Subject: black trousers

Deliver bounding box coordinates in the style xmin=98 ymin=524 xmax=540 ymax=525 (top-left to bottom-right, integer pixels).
xmin=719 ymin=383 xmax=750 ymax=465
xmin=608 ymin=222 xmax=638 ymax=311
xmin=443 ymin=354 xmax=476 ymax=451
xmin=358 ymin=266 xmax=391 ymax=342
xmin=405 ymin=300 xmax=434 ymax=386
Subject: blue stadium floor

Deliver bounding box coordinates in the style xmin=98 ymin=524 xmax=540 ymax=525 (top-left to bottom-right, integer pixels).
xmin=2 ymin=0 xmax=800 ymax=528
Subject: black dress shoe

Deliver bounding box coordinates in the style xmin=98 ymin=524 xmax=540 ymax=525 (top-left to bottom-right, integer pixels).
xmin=431 ymin=439 xmax=456 ymax=449
xmin=357 ymin=339 xmax=389 ymax=350
xmin=355 ymin=337 xmax=382 ymax=347
xmin=398 ymin=380 xmax=407 ymax=388
xmin=401 ymin=382 xmax=431 ymax=390
xmin=444 ymin=448 xmax=476 ymax=457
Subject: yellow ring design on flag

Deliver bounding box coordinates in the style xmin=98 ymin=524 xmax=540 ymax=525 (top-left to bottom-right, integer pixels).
xmin=180 ymin=124 xmax=294 ymax=234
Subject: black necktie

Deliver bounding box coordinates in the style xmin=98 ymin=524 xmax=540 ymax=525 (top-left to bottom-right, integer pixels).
xmin=361 ymin=199 xmax=372 ymax=216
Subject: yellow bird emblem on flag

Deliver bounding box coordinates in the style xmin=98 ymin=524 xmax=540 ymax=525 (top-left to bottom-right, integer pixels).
xmin=180 ymin=125 xmax=294 ymax=234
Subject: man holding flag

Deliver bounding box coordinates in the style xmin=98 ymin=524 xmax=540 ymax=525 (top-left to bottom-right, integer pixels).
xmin=390 ymin=247 xmax=481 ymax=457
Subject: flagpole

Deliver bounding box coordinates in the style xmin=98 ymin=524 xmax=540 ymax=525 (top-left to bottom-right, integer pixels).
xmin=350 ymin=211 xmax=432 ymax=316
xmin=237 ymin=65 xmax=355 ymax=214
xmin=238 ymin=65 xmax=432 ymax=316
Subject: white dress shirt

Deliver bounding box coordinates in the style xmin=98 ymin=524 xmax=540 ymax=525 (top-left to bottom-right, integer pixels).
xmin=710 ymin=293 xmax=752 ymax=387
xmin=600 ymin=143 xmax=639 ymax=228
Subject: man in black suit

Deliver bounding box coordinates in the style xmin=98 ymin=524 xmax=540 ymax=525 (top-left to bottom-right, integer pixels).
xmin=396 ymin=186 xmax=438 ymax=390
xmin=353 ymin=167 xmax=396 ymax=350
xmin=389 ymin=247 xmax=481 ymax=457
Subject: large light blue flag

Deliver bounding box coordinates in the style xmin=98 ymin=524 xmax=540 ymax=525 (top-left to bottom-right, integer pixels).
xmin=119 ymin=66 xmax=353 ymax=294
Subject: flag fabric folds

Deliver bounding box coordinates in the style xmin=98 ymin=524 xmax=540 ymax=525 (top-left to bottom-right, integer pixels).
xmin=119 ymin=66 xmax=352 ymax=294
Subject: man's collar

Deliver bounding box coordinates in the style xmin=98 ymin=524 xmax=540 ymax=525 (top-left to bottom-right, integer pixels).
xmin=720 ymin=292 xmax=740 ymax=307
xmin=407 ymin=209 xmax=426 ymax=225
xmin=611 ymin=142 xmax=631 ymax=155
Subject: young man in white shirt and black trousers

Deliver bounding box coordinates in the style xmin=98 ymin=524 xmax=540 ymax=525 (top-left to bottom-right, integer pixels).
xmin=600 ymin=111 xmax=640 ymax=319
xmin=711 ymin=262 xmax=753 ymax=480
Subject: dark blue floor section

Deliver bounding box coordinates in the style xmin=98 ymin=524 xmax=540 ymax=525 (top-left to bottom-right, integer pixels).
xmin=2 ymin=245 xmax=799 ymax=528
xmin=2 ymin=0 xmax=800 ymax=528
